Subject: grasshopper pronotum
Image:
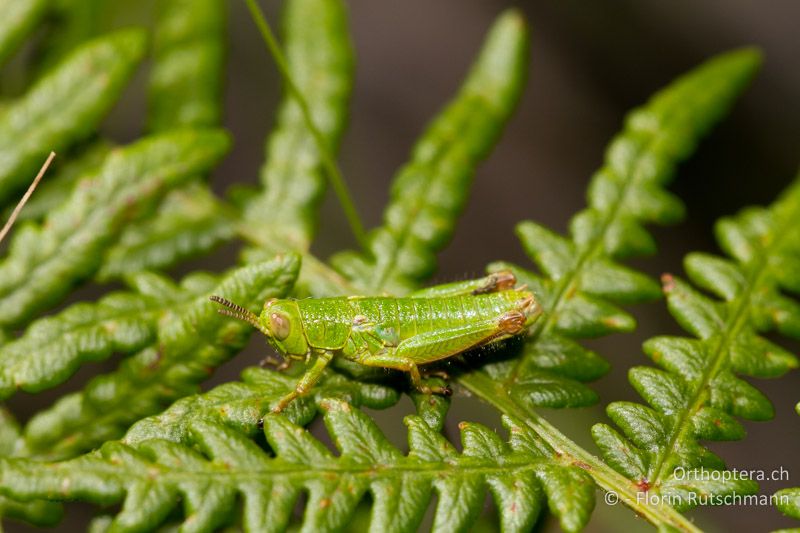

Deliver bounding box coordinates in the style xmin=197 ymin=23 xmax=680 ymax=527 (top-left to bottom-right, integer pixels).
xmin=211 ymin=270 xmax=541 ymax=412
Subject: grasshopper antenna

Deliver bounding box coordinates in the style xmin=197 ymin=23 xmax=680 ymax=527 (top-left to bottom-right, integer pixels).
xmin=209 ymin=295 xmax=271 ymax=336
xmin=0 ymin=151 xmax=55 ymax=245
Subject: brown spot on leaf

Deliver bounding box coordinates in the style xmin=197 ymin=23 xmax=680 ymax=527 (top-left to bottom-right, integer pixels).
xmin=572 ymin=460 xmax=591 ymax=471
xmin=146 ymin=348 xmax=164 ymax=371
xmin=661 ymin=273 xmax=676 ymax=293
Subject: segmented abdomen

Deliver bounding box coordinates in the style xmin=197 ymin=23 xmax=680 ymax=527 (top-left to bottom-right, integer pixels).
xmin=349 ymin=291 xmax=525 ymax=341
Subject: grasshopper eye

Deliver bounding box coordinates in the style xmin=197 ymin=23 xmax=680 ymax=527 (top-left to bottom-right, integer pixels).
xmin=270 ymin=312 xmax=290 ymax=340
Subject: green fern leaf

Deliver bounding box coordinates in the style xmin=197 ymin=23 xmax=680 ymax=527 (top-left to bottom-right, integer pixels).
xmin=0 ymin=398 xmax=595 ymax=533
xmin=240 ymin=43 xmax=758 ymax=531
xmin=593 ymin=174 xmax=800 ymax=508
xmin=459 ymin=48 xmax=762 ymax=413
xmin=0 ymin=3 xmax=774 ymax=531
xmin=97 ymin=184 xmax=237 ymax=281
xmin=0 ymin=408 xmax=62 ymax=527
xmin=33 ymin=0 xmax=108 ymax=73
xmin=147 ymin=0 xmax=226 ymax=131
xmin=0 ymin=270 xmax=218 ymax=400
xmin=123 ymin=366 xmax=399 ymax=445
xmin=92 ymin=0 xmax=229 ymax=279
xmin=776 ymin=487 xmax=800 ymax=521
xmin=0 ymin=0 xmax=46 ymax=66
xmin=0 ymin=28 xmax=146 ymax=204
xmin=102 ymin=0 xmax=351 ymax=280
xmin=2 ymin=140 xmax=111 ymax=223
xmin=243 ymin=0 xmax=353 ymax=253
xmin=331 ymin=9 xmax=528 ymax=296
xmin=235 ymin=0 xmax=359 ymax=301
xmin=17 ymin=254 xmax=299 ymax=460
xmin=774 ymin=400 xmax=800 ymax=520
xmin=0 ymin=129 xmax=230 ymax=329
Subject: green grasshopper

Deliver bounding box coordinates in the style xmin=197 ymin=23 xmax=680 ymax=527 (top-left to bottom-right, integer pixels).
xmin=211 ymin=270 xmax=540 ymax=412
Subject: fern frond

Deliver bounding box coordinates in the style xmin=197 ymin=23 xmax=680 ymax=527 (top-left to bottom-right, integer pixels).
xmin=124 ymin=366 xmax=399 ymax=445
xmin=237 ymin=36 xmax=759 ymax=532
xmin=33 ymin=0 xmax=106 ymax=73
xmin=592 ymin=174 xmax=800 ymax=508
xmin=243 ymin=0 xmax=353 ymax=253
xmin=331 ymin=9 xmax=528 ymax=296
xmin=94 ymin=0 xmax=354 ymax=290
xmin=147 ymin=0 xmax=226 ymax=131
xmin=97 ymin=184 xmax=237 ymax=280
xmin=0 ymin=407 xmax=62 ymax=527
xmin=18 ymin=254 xmax=299 ymax=460
xmin=0 ymin=129 xmax=230 ymax=329
xmin=90 ymin=0 xmax=229 ymax=280
xmin=2 ymin=140 xmax=111 ymax=223
xmin=0 ymin=270 xmax=216 ymax=400
xmin=234 ymin=0 xmax=360 ymax=301
xmin=0 ymin=398 xmax=595 ymax=533
xmin=776 ymin=431 xmax=800 ymax=521
xmin=459 ymin=48 xmax=762 ymax=412
xmin=0 ymin=0 xmax=46 ymax=66
xmin=415 ymin=49 xmax=768 ymax=530
xmin=774 ymin=402 xmax=800 ymax=520
xmin=0 ymin=29 xmax=146 ymax=204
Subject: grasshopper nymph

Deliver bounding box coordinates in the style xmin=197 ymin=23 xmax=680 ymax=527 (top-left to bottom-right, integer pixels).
xmin=211 ymin=270 xmax=541 ymax=412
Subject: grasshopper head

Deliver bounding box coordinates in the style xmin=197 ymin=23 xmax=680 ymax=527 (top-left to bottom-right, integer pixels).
xmin=209 ymin=296 xmax=309 ymax=357
xmin=260 ymin=299 xmax=309 ymax=356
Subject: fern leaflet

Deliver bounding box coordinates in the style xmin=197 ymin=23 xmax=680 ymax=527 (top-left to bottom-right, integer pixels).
xmin=0 ymin=129 xmax=230 ymax=329
xmin=331 ymin=9 xmax=528 ymax=296
xmin=0 ymin=407 xmax=61 ymax=527
xmin=0 ymin=270 xmax=216 ymax=400
xmin=0 ymin=397 xmax=596 ymax=533
xmin=0 ymin=0 xmax=46 ymax=67
xmin=460 ymin=47 xmax=763 ymax=410
xmin=18 ymin=255 xmax=299 ymax=460
xmin=0 ymin=29 xmax=146 ymax=204
xmin=97 ymin=183 xmax=237 ymax=281
xmin=94 ymin=0 xmax=230 ymax=279
xmin=592 ymin=174 xmax=800 ymax=507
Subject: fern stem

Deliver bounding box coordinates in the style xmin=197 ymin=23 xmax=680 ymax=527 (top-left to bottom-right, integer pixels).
xmin=459 ymin=371 xmax=701 ymax=532
xmin=244 ymin=0 xmax=367 ymax=250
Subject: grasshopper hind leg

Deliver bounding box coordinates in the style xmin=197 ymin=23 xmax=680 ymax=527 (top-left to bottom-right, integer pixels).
xmin=407 ymin=270 xmax=517 ymax=298
xmin=359 ymin=310 xmax=529 ymax=397
xmin=472 ymin=270 xmax=517 ymax=294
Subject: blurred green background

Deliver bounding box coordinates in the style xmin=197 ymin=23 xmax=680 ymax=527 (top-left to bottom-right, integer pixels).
xmin=5 ymin=1 xmax=800 ymax=531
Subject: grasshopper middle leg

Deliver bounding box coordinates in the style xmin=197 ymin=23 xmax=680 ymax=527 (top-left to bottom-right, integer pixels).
xmin=357 ymin=352 xmax=451 ymax=395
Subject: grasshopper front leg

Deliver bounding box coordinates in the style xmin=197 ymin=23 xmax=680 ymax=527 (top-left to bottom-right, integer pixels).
xmin=272 ymin=350 xmax=333 ymax=413
xmin=359 ymin=311 xmax=526 ymax=394
xmin=259 ymin=353 xmax=301 ymax=371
